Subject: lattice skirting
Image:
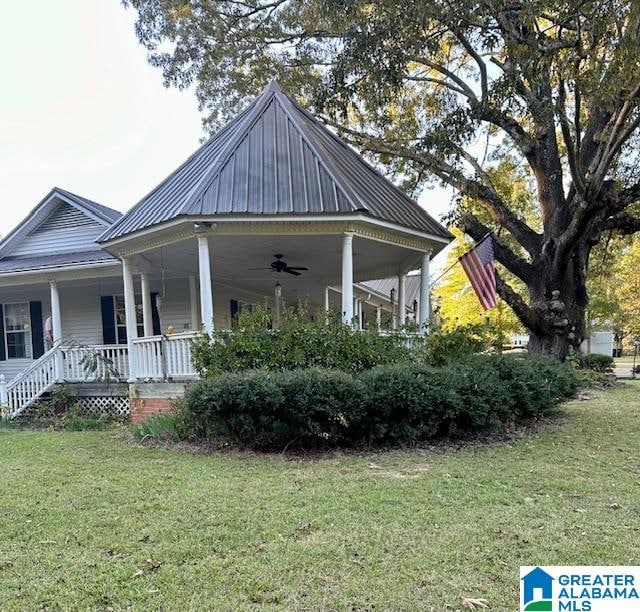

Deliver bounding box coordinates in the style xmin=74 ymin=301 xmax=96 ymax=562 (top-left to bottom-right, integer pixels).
xmin=71 ymin=396 xmax=130 ymax=418
xmin=19 ymin=394 xmax=130 ymax=420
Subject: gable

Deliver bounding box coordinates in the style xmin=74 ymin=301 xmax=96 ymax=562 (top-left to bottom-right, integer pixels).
xmin=10 ymin=201 xmax=104 ymax=257
xmin=35 ymin=202 xmax=99 ymax=233
xmin=0 ymin=189 xmax=121 ymax=261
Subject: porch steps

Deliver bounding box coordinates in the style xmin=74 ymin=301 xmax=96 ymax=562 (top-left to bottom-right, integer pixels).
xmin=1 ymin=347 xmax=59 ymax=420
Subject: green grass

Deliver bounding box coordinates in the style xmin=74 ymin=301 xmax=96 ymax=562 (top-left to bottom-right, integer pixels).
xmin=614 ymin=355 xmax=638 ymax=365
xmin=0 ymin=383 xmax=639 ymax=611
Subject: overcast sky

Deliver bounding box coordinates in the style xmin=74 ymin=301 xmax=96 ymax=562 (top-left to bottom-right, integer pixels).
xmin=0 ymin=1 xmax=452 ymax=255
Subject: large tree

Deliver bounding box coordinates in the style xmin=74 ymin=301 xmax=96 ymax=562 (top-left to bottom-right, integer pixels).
xmin=124 ymin=0 xmax=640 ymax=358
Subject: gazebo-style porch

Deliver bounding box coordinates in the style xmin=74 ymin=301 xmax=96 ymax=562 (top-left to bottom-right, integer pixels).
xmin=107 ymin=218 xmax=442 ymax=381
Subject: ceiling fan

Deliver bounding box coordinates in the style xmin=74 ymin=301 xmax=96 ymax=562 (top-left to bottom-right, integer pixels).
xmin=249 ymin=254 xmax=309 ymax=276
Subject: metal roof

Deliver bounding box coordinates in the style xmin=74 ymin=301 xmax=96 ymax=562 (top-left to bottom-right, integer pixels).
xmin=0 ymin=250 xmax=118 ymax=275
xmin=99 ymin=81 xmax=452 ymax=243
xmin=52 ymin=187 xmax=122 ymax=224
xmin=360 ymin=275 xmax=421 ymax=304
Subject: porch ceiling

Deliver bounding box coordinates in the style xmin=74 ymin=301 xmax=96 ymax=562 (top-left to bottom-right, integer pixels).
xmin=136 ymin=233 xmax=418 ymax=305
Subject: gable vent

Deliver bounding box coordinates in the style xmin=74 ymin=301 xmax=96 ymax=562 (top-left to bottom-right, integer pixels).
xmin=33 ymin=203 xmax=100 ymax=234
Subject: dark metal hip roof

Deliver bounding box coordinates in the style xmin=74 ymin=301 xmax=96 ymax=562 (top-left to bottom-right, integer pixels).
xmin=99 ymin=81 xmax=452 ymax=244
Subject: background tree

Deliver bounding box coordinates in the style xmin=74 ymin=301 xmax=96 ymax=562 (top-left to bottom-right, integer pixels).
xmin=124 ymin=0 xmax=640 ymax=359
xmin=588 ymin=234 xmax=640 ymax=349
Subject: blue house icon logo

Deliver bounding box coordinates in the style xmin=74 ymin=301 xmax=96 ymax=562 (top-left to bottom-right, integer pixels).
xmin=521 ymin=567 xmax=554 ymax=611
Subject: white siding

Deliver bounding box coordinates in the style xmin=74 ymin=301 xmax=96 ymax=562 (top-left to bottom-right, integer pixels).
xmin=0 ymin=276 xmax=277 ymax=381
xmin=10 ymin=203 xmax=104 ymax=257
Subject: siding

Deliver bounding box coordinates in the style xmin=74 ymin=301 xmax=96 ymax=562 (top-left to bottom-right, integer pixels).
xmin=11 ymin=203 xmax=104 ymax=257
xmin=0 ymin=278 xmax=276 ymax=382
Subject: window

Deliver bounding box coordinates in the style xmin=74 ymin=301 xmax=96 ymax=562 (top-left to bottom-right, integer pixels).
xmin=114 ymin=295 xmax=144 ymax=344
xmin=4 ymin=303 xmax=32 ymax=359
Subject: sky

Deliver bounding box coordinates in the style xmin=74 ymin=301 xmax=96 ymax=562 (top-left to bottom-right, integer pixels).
xmin=0 ymin=1 xmax=453 ymax=264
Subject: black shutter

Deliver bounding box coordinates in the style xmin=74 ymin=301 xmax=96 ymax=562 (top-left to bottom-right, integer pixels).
xmin=0 ymin=304 xmax=5 ymax=361
xmin=230 ymin=299 xmax=239 ymax=326
xmin=101 ymin=296 xmax=116 ymax=344
xmin=151 ymin=293 xmax=161 ymax=335
xmin=30 ymin=301 xmax=45 ymax=359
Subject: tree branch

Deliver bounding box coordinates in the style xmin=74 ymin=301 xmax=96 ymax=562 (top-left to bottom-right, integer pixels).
xmin=495 ymin=270 xmax=544 ymax=334
xmin=602 ymin=211 xmax=640 ymax=234
xmin=458 ymin=212 xmax=535 ymax=283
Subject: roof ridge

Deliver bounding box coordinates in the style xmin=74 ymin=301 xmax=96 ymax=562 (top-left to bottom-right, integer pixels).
xmin=290 ymin=105 xmax=452 ymax=238
xmin=181 ymin=84 xmax=280 ymax=215
xmin=99 ymin=103 xmax=256 ymax=241
xmin=270 ymin=91 xmax=366 ymax=214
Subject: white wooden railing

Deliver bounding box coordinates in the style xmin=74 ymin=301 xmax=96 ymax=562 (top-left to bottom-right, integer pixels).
xmin=133 ymin=332 xmax=198 ymax=380
xmin=0 ymin=344 xmax=131 ymax=419
xmin=62 ymin=345 xmax=129 ymax=382
xmin=1 ymin=347 xmax=60 ymax=418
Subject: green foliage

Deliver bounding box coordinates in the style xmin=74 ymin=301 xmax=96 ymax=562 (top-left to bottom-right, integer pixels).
xmin=421 ymin=324 xmax=490 ymax=367
xmin=192 ymin=303 xmax=419 ymax=376
xmin=577 ymin=353 xmax=614 ymax=373
xmin=183 ymin=368 xmax=363 ymax=448
xmin=181 ymin=356 xmax=578 ymax=450
xmin=63 ymin=416 xmax=114 ymax=432
xmin=131 ymin=411 xmax=187 ymax=442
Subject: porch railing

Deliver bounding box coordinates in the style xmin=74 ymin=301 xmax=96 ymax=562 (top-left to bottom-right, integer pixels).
xmin=1 ymin=346 xmax=60 ymax=418
xmin=62 ymin=345 xmax=130 ymax=382
xmin=133 ymin=332 xmax=198 ymax=381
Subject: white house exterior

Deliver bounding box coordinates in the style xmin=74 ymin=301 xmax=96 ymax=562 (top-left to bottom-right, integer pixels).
xmin=0 ymin=82 xmax=451 ymax=420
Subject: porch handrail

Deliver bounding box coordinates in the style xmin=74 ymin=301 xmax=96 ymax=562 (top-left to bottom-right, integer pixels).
xmin=61 ymin=344 xmax=130 ymax=382
xmin=2 ymin=346 xmax=61 ymax=419
xmin=7 ymin=346 xmax=60 ymax=388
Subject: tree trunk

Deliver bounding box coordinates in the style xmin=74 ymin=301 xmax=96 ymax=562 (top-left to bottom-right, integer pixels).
xmin=525 ymin=248 xmax=589 ymax=361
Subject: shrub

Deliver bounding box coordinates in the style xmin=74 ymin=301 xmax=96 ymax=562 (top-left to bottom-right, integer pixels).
xmin=191 ymin=303 xmax=418 ymax=376
xmin=421 ymin=324 xmax=491 ymax=367
xmin=577 ymin=353 xmax=614 ymax=372
xmin=183 ymin=368 xmax=363 ymax=449
xmin=180 ymin=355 xmax=578 ymax=450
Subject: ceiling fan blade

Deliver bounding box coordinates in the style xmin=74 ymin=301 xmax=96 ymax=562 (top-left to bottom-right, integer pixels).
xmin=284 ymin=268 xmax=301 ymax=276
xmin=286 ymin=266 xmax=308 ymax=271
xmin=247 ymin=267 xmax=274 ymax=270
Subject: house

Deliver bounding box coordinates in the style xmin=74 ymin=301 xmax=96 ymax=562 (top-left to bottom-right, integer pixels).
xmin=0 ymin=81 xmax=451 ymax=421
xmin=521 ymin=567 xmax=554 ymax=610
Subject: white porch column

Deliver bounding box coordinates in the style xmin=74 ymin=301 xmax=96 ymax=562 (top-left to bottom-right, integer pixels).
xmin=341 ymin=233 xmax=354 ymax=325
xmin=197 ymin=234 xmax=215 ymax=335
xmin=140 ymin=273 xmax=154 ymax=337
xmin=376 ymin=305 xmax=382 ymax=328
xmin=397 ymin=273 xmax=406 ymax=329
xmin=122 ymin=257 xmax=139 ymax=379
xmin=324 ymin=286 xmax=330 ymax=312
xmin=189 ymin=275 xmax=200 ymax=331
xmin=49 ymin=280 xmax=64 ymax=380
xmin=419 ymin=252 xmax=431 ymax=334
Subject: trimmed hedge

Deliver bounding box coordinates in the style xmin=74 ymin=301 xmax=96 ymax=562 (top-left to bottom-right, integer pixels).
xmin=577 ymin=353 xmax=614 ymax=372
xmin=182 ymin=355 xmax=579 ymax=450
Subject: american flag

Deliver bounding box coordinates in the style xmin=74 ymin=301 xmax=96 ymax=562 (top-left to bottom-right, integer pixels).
xmin=459 ymin=235 xmax=497 ymax=310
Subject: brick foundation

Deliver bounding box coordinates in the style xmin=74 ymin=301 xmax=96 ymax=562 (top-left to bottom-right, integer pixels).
xmin=129 ymin=382 xmax=188 ymax=423
xmin=130 ymin=397 xmax=176 ymax=423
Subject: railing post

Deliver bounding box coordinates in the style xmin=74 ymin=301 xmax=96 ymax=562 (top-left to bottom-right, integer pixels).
xmin=0 ymin=374 xmax=7 ymax=414
xmin=161 ymin=335 xmax=168 ymax=381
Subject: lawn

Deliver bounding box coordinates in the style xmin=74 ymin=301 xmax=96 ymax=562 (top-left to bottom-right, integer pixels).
xmin=1 ymin=383 xmax=639 ymax=611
